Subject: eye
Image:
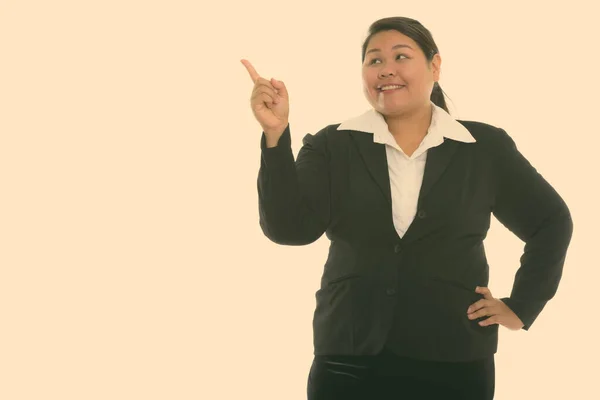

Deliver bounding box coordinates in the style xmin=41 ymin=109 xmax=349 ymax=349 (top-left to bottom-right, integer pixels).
xmin=368 ymin=54 xmax=408 ymax=65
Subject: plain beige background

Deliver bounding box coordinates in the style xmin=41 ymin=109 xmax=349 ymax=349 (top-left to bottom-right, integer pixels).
xmin=1 ymin=1 xmax=598 ymax=399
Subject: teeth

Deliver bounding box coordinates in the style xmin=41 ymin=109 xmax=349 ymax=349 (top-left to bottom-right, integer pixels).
xmin=380 ymin=85 xmax=403 ymax=91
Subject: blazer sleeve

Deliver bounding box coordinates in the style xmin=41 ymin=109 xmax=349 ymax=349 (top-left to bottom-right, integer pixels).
xmin=491 ymin=128 xmax=573 ymax=330
xmin=257 ymin=123 xmax=331 ymax=245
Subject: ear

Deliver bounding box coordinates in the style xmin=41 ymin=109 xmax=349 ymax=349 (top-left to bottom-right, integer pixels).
xmin=431 ymin=53 xmax=442 ymax=81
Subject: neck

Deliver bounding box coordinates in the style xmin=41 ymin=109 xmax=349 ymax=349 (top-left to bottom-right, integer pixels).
xmin=383 ymin=102 xmax=433 ymax=139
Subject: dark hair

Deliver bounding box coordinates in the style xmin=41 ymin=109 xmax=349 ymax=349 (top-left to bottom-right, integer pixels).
xmin=361 ymin=17 xmax=449 ymax=113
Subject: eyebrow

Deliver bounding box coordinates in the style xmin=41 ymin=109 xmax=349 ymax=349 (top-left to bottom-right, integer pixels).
xmin=366 ymin=44 xmax=413 ymax=55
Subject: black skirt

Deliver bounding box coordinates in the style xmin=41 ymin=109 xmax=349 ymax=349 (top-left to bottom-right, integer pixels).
xmin=307 ymin=346 xmax=495 ymax=400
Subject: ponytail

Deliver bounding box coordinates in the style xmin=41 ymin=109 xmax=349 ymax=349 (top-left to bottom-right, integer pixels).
xmin=431 ymin=81 xmax=449 ymax=113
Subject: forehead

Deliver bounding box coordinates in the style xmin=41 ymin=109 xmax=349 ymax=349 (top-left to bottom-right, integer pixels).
xmin=365 ymin=30 xmax=417 ymax=51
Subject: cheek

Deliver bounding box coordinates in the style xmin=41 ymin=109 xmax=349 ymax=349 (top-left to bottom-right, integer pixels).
xmin=406 ymin=68 xmax=429 ymax=86
xmin=361 ymin=79 xmax=370 ymax=97
xmin=362 ymin=72 xmax=376 ymax=95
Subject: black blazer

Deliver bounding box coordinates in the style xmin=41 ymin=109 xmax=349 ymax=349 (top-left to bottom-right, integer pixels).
xmin=256 ymin=118 xmax=573 ymax=362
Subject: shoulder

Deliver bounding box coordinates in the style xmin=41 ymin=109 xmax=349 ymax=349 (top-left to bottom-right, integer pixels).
xmin=300 ymin=122 xmax=349 ymax=148
xmin=308 ymin=123 xmax=346 ymax=138
xmin=455 ymin=119 xmax=517 ymax=156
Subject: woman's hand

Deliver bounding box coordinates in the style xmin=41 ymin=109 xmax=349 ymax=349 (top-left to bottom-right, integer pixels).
xmin=467 ymin=286 xmax=524 ymax=330
xmin=241 ymin=59 xmax=289 ymax=142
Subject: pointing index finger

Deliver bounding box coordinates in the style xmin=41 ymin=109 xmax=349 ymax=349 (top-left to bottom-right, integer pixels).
xmin=240 ymin=59 xmax=260 ymax=83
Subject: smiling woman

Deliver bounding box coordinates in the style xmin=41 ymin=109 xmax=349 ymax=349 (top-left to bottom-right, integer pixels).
xmin=362 ymin=30 xmax=442 ymax=114
xmin=243 ymin=15 xmax=573 ymax=400
xmin=360 ymin=21 xmax=448 ymax=157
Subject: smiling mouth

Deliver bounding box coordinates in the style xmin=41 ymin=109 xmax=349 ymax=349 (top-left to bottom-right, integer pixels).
xmin=377 ymin=84 xmax=405 ymax=92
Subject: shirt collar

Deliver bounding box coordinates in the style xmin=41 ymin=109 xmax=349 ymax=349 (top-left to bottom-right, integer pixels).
xmin=337 ymin=101 xmax=476 ymax=147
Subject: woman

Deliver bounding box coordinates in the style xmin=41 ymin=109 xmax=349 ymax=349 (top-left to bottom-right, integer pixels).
xmin=241 ymin=17 xmax=573 ymax=400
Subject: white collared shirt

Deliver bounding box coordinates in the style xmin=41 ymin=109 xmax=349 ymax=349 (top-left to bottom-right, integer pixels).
xmin=337 ymin=101 xmax=476 ymax=238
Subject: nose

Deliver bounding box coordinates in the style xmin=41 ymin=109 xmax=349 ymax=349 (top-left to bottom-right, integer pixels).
xmin=378 ymin=68 xmax=395 ymax=78
xmin=379 ymin=71 xmax=394 ymax=78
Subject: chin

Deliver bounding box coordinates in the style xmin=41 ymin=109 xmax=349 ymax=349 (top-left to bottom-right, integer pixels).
xmin=375 ymin=100 xmax=407 ymax=114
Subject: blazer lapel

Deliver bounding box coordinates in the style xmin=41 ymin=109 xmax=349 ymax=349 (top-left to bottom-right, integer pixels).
xmin=348 ymin=130 xmax=461 ymax=244
xmin=349 ymin=132 xmax=460 ymax=208
xmin=418 ymin=138 xmax=459 ymax=206
xmin=349 ymin=130 xmax=392 ymax=206
xmin=401 ymin=138 xmax=460 ymax=243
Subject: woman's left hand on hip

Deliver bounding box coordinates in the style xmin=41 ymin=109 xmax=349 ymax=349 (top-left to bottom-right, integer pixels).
xmin=467 ymin=286 xmax=524 ymax=330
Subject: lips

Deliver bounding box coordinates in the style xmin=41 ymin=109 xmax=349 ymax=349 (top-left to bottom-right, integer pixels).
xmin=377 ymin=84 xmax=405 ymax=92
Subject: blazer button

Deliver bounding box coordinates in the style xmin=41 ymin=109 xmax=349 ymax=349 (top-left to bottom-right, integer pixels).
xmin=417 ymin=210 xmax=427 ymax=219
xmin=386 ymin=288 xmax=397 ymax=296
xmin=394 ymin=244 xmax=402 ymax=253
